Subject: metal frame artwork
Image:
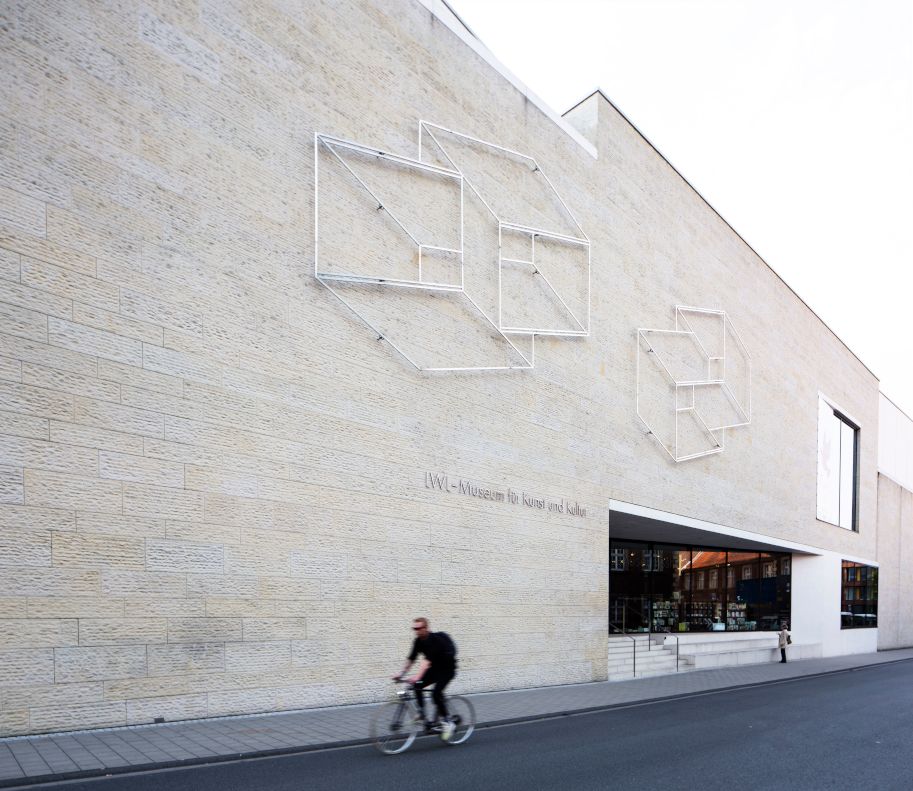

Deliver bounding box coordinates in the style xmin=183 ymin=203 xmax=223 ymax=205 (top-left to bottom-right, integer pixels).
xmin=636 ymin=306 xmax=752 ymax=462
xmin=314 ymin=122 xmax=590 ymax=372
xmin=419 ymin=121 xmax=591 ymax=339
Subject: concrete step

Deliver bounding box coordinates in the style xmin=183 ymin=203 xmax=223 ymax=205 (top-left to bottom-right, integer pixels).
xmin=606 ymin=644 xmax=664 ymax=656
xmin=605 ymin=634 xmax=825 ymax=681
xmin=607 ymin=650 xmax=695 ymax=678
xmin=607 ymin=638 xmax=662 ymax=653
xmin=605 ymin=633 xmax=821 ymax=681
xmin=660 ymin=637 xmax=778 ymax=654
xmin=685 ymin=642 xmax=822 ymax=669
xmin=607 ymin=652 xmax=685 ymax=668
xmin=608 ymin=636 xmax=657 ymax=644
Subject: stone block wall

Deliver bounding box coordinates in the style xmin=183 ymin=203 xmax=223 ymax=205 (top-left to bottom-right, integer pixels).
xmin=0 ymin=0 xmax=882 ymax=735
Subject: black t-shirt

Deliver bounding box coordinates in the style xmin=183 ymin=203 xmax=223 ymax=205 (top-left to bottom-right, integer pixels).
xmin=409 ymin=631 xmax=457 ymax=668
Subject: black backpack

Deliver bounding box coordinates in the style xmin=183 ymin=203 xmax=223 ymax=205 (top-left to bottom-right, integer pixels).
xmin=436 ymin=631 xmax=458 ymax=663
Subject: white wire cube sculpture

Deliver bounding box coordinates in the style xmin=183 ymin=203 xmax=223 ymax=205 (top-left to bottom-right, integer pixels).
xmin=313 ymin=122 xmax=590 ymax=372
xmin=636 ymin=306 xmax=751 ymax=462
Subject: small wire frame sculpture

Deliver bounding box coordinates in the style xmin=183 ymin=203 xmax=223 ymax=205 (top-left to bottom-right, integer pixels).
xmin=636 ymin=306 xmax=751 ymax=462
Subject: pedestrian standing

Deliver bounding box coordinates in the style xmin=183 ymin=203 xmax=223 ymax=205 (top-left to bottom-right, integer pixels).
xmin=778 ymin=622 xmax=791 ymax=663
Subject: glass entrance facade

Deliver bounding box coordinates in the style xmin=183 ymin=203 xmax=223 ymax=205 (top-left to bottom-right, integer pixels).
xmin=609 ymin=540 xmax=791 ymax=633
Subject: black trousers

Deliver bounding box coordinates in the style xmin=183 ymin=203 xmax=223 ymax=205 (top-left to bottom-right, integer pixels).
xmin=780 ymin=648 xmax=787 ymax=663
xmin=414 ymin=665 xmax=455 ymax=719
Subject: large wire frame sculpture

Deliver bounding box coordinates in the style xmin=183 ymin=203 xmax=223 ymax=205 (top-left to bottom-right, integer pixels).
xmin=636 ymin=306 xmax=752 ymax=462
xmin=313 ymin=122 xmax=590 ymax=372
xmin=419 ymin=120 xmax=591 ymax=338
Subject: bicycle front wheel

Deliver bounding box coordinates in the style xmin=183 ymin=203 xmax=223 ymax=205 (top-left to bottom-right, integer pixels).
xmin=445 ymin=695 xmax=475 ymax=745
xmin=370 ymin=701 xmax=420 ymax=755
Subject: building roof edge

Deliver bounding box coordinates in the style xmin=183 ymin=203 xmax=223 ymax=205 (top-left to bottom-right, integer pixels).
xmin=568 ymin=88 xmax=879 ymax=382
xmin=417 ymin=0 xmax=598 ymax=160
xmin=879 ymin=391 xmax=913 ymax=423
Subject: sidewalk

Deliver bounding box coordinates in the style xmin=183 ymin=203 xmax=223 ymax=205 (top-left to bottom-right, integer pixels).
xmin=1 ymin=648 xmax=912 ymax=788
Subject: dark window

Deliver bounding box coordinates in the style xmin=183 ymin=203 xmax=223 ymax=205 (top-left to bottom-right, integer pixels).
xmin=609 ymin=541 xmax=791 ymax=634
xmin=841 ymin=561 xmax=877 ymax=628
xmin=610 ymin=548 xmax=626 ymax=571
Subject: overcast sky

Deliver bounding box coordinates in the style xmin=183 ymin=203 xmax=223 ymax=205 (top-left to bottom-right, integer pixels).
xmin=450 ymin=0 xmax=913 ymax=415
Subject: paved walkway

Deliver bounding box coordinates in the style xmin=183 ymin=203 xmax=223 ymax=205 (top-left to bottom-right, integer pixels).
xmin=1 ymin=648 xmax=912 ymax=788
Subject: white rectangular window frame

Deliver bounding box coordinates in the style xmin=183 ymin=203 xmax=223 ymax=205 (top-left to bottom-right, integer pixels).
xmin=610 ymin=548 xmax=626 ymax=571
xmin=816 ymin=393 xmax=859 ymax=531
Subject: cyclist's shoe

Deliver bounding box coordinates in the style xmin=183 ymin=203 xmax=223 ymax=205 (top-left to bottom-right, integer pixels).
xmin=440 ymin=719 xmax=456 ymax=741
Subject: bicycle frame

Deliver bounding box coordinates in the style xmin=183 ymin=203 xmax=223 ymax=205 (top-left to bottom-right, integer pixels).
xmin=371 ymin=680 xmax=474 ymax=754
xmin=395 ymin=680 xmax=439 ymax=723
xmin=393 ymin=687 xmax=418 ymax=722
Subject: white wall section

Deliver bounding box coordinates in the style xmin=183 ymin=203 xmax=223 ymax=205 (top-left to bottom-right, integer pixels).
xmin=879 ymin=394 xmax=913 ymax=491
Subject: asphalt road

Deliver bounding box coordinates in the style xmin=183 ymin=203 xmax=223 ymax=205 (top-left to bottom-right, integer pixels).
xmin=29 ymin=660 xmax=913 ymax=791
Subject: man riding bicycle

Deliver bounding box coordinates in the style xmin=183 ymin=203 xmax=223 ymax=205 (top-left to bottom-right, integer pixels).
xmin=394 ymin=617 xmax=458 ymax=741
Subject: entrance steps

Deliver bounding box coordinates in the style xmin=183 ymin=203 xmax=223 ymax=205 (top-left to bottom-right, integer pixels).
xmin=660 ymin=633 xmax=823 ymax=669
xmin=607 ymin=633 xmax=823 ymax=680
xmin=607 ymin=635 xmax=692 ymax=680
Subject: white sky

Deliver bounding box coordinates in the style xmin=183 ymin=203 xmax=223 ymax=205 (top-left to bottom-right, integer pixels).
xmin=450 ymin=0 xmax=913 ymax=415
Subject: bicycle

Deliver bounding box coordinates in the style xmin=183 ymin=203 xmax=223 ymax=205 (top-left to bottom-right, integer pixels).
xmin=370 ymin=679 xmax=475 ymax=754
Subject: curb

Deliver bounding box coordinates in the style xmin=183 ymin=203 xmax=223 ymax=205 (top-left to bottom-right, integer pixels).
xmin=2 ymin=657 xmax=911 ymax=789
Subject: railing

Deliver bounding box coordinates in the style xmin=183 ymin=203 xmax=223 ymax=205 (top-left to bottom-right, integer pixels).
xmin=610 ymin=627 xmax=682 ymax=676
xmin=610 ymin=599 xmax=652 ymax=651
xmin=609 ymin=624 xmax=637 ymax=677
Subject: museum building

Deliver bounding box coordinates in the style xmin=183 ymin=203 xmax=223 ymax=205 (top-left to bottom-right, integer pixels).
xmin=0 ymin=0 xmax=911 ymax=735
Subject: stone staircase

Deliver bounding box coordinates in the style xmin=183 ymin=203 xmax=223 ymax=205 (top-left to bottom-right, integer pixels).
xmin=608 ymin=633 xmax=823 ymax=680
xmin=663 ymin=632 xmax=822 ymax=669
xmin=607 ymin=634 xmax=690 ymax=680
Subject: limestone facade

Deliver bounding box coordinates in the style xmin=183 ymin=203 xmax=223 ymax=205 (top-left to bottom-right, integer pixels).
xmin=0 ymin=0 xmax=902 ymax=736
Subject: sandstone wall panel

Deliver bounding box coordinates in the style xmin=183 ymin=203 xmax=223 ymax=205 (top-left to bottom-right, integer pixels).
xmin=0 ymin=0 xmax=888 ymax=736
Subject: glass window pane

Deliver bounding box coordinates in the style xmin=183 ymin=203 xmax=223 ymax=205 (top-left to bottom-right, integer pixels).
xmin=609 ymin=542 xmax=650 ymax=633
xmin=650 ymin=546 xmax=690 ymax=633
xmin=728 ymin=552 xmax=760 ymax=631
xmin=817 ymin=400 xmax=841 ymax=525
xmin=839 ymin=420 xmax=855 ymax=529
xmin=610 ymin=544 xmax=791 ymax=635
xmin=688 ymin=549 xmax=726 ymax=631
xmin=841 ymin=560 xmax=878 ymax=629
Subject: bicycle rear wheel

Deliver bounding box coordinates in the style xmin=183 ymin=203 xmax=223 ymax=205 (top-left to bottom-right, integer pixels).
xmin=370 ymin=701 xmax=420 ymax=755
xmin=444 ymin=695 xmax=475 ymax=745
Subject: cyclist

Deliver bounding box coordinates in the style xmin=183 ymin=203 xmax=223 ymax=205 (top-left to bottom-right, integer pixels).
xmin=394 ymin=617 xmax=458 ymax=740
